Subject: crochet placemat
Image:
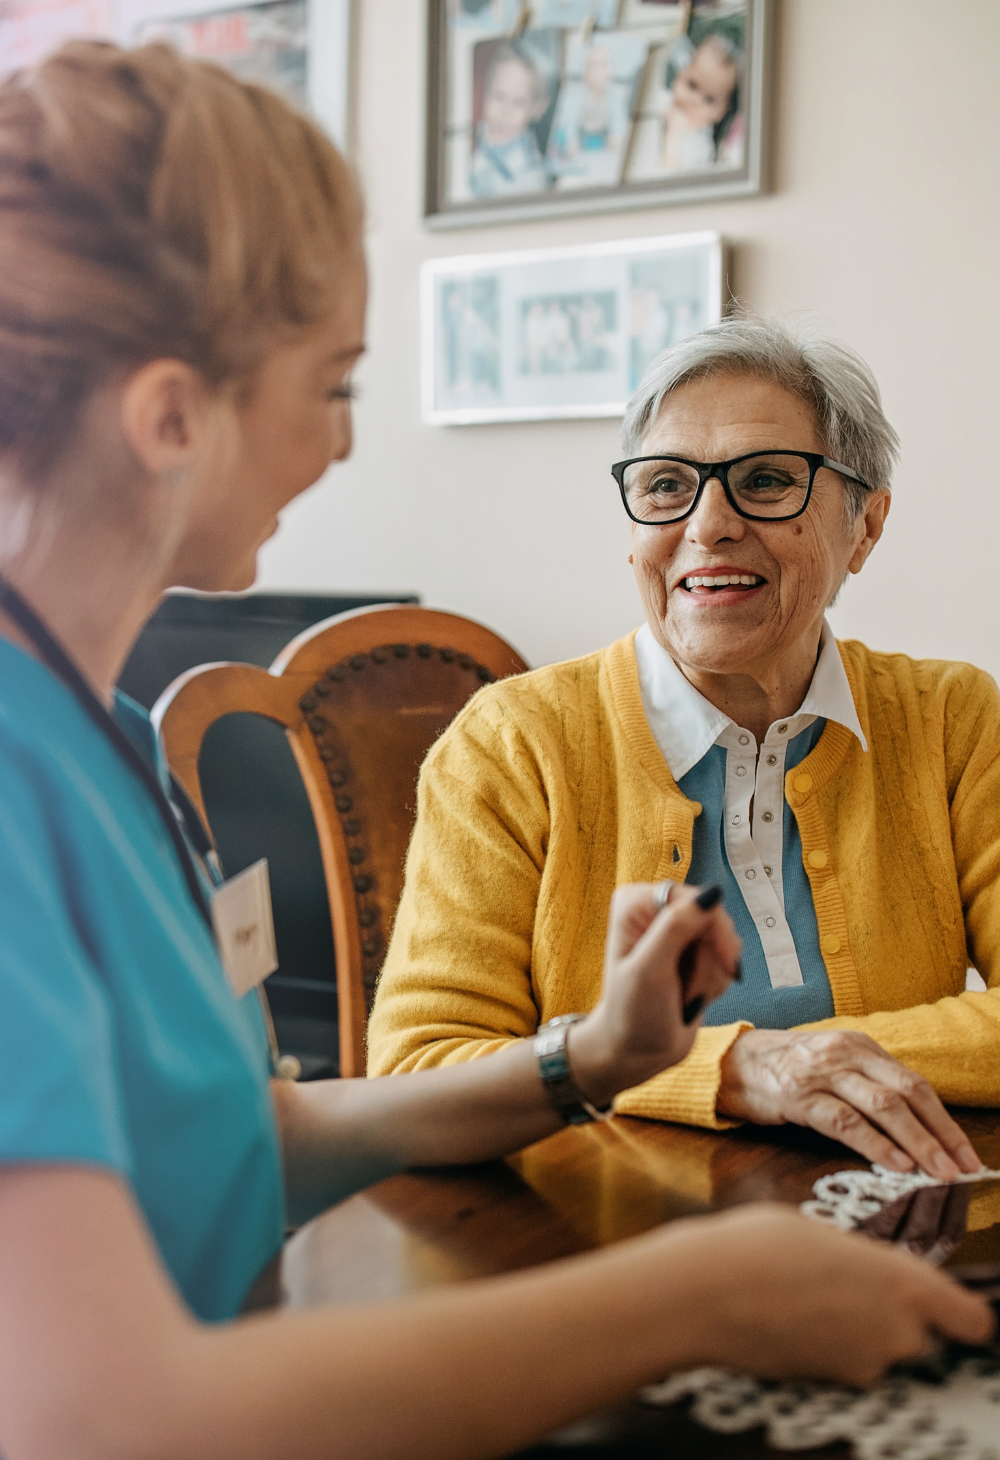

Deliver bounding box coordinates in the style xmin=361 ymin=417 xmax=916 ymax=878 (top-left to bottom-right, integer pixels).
xmin=641 ymin=1360 xmax=1000 ymax=1459
xmin=641 ymin=1165 xmax=1000 ymax=1457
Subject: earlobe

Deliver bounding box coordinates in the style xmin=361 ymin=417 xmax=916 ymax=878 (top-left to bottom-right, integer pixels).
xmin=849 ymin=491 xmax=891 ymax=575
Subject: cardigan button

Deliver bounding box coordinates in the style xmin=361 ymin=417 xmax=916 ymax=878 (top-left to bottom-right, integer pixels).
xmin=794 ymin=773 xmax=813 ymax=793
xmin=807 ymin=850 xmax=828 ymax=869
xmin=821 ymin=933 xmax=841 ymax=955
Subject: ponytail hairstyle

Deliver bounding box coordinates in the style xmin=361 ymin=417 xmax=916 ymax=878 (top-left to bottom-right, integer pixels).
xmin=0 ymin=40 xmax=362 ymax=484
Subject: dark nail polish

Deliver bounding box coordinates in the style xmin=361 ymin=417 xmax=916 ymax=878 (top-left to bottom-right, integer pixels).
xmin=679 ymin=943 xmax=697 ymax=980
xmin=732 ymin=959 xmax=742 ymax=982
xmin=695 ymin=884 xmax=723 ymax=911
xmin=683 ymin=995 xmax=705 ymax=1025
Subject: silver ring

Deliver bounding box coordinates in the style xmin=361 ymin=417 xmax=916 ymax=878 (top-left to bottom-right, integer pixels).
xmin=656 ymin=880 xmax=674 ymax=910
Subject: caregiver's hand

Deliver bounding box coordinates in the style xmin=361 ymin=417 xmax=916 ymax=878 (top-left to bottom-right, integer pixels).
xmin=653 ymin=1203 xmax=994 ymax=1386
xmin=716 ymin=1029 xmax=982 ymax=1179
xmin=570 ymin=882 xmax=741 ymax=1107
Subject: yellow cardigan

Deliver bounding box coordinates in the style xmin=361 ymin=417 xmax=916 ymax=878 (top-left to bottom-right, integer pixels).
xmin=367 ymin=632 xmax=1000 ymax=1125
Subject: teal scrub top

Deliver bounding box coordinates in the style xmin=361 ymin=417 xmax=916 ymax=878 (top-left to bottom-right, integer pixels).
xmin=0 ymin=638 xmax=284 ymax=1322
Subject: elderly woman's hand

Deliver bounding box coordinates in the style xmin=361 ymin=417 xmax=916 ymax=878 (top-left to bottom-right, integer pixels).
xmin=569 ymin=882 xmax=741 ymax=1107
xmin=716 ymin=1029 xmax=982 ymax=1179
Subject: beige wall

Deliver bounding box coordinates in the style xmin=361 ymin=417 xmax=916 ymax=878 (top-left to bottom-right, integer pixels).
xmin=258 ymin=0 xmax=1000 ymax=680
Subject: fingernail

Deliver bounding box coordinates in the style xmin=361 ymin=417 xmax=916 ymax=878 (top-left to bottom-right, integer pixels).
xmin=889 ymin=1149 xmax=914 ymax=1171
xmin=695 ymin=884 xmax=723 ymax=911
xmin=957 ymin=1144 xmax=981 ymax=1172
xmin=932 ymin=1151 xmax=960 ymax=1181
xmin=683 ymin=995 xmax=705 ymax=1025
xmin=732 ymin=958 xmax=742 ymax=983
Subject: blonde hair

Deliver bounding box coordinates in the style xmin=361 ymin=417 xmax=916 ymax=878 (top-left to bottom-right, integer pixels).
xmin=0 ymin=40 xmax=362 ymax=481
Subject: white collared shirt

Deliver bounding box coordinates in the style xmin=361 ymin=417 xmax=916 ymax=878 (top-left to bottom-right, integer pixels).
xmin=634 ymin=621 xmax=866 ymax=989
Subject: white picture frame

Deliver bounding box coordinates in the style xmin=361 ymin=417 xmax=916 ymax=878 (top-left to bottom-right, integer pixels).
xmin=422 ymin=229 xmax=723 ymax=425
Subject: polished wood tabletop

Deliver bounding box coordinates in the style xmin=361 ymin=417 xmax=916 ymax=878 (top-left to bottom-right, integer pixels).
xmin=282 ymin=1110 xmax=1000 ymax=1458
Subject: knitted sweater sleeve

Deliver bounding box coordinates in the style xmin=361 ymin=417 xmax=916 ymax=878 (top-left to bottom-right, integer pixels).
xmin=797 ymin=665 xmax=1000 ymax=1107
xmin=366 ymin=697 xmax=548 ymax=1075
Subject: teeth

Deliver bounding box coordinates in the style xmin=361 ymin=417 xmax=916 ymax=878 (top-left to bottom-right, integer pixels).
xmin=683 ymin=574 xmax=762 ymax=589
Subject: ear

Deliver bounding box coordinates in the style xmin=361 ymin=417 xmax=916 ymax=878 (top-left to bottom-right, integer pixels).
xmin=847 ymin=489 xmax=891 ymax=576
xmin=119 ymin=359 xmax=209 ymax=480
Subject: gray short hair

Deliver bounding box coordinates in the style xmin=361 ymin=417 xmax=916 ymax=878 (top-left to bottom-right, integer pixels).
xmin=620 ymin=316 xmax=900 ymax=521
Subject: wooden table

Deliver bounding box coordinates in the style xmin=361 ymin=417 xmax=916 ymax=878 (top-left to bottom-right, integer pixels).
xmin=282 ymin=1111 xmax=1000 ymax=1458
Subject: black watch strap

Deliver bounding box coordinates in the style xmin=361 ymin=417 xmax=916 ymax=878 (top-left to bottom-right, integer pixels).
xmin=534 ymin=1015 xmax=612 ymax=1126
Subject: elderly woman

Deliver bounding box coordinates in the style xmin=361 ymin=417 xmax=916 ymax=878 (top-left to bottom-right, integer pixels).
xmin=369 ymin=317 xmax=1000 ymax=1181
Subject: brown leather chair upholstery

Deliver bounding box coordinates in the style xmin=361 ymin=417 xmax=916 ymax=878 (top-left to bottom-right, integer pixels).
xmin=153 ymin=605 xmax=528 ymax=1077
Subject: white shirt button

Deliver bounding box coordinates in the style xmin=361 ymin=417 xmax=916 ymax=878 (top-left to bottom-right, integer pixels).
xmin=766 ymin=754 xmax=777 ymax=766
xmin=738 ymin=733 xmax=750 ymax=746
xmin=732 ymin=814 xmax=741 ymax=825
xmin=777 ymin=723 xmax=788 ymax=734
xmin=745 ymin=868 xmax=756 ymax=879
xmin=735 ymin=764 xmax=747 ymax=777
xmin=765 ymin=916 xmax=776 ymax=928
xmin=762 ymin=810 xmax=774 ymax=822
xmin=764 ymin=865 xmax=773 ymax=876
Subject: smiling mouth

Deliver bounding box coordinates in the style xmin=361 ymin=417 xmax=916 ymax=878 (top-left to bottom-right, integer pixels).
xmin=681 ymin=573 xmax=766 ymax=594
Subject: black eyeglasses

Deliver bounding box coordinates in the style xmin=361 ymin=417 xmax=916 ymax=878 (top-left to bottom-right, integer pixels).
xmin=611 ymin=450 xmax=870 ymax=525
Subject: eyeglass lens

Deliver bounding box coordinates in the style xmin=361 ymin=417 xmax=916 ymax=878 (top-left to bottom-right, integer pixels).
xmin=621 ymin=452 xmax=813 ymax=522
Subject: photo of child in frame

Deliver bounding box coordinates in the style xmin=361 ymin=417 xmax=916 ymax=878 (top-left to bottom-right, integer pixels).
xmin=546 ymin=30 xmax=649 ymax=190
xmin=468 ymin=30 xmax=560 ymax=198
xmin=625 ymin=1 xmax=746 ymax=180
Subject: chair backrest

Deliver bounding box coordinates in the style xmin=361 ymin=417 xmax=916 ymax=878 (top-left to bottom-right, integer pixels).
xmin=153 ymin=605 xmax=528 ymax=1077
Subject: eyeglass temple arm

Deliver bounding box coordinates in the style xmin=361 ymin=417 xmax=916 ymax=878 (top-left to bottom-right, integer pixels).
xmin=823 ymin=456 xmax=869 ymax=488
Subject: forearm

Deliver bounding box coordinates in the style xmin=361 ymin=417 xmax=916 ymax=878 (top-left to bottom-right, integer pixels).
xmin=274 ymin=1043 xmax=559 ymax=1223
xmin=277 ymin=1018 xmax=667 ymax=1226
xmin=182 ymin=1228 xmax=711 ymax=1460
xmin=3 ymin=1168 xmax=726 ymax=1460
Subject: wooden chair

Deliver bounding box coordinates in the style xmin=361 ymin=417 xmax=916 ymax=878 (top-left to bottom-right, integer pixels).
xmin=153 ymin=605 xmax=528 ymax=1077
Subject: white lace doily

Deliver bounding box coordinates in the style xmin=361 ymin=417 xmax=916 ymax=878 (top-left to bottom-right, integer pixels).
xmin=642 ymin=1360 xmax=1000 ymax=1459
xmin=639 ymin=1165 xmax=1000 ymax=1455
xmin=800 ymin=1163 xmax=1000 ymax=1230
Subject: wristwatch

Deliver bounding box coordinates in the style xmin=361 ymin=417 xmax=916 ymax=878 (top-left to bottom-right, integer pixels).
xmin=534 ymin=1015 xmax=612 ymax=1125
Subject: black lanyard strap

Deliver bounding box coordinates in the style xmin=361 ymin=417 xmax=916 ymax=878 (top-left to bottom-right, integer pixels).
xmin=0 ymin=573 xmax=215 ymax=933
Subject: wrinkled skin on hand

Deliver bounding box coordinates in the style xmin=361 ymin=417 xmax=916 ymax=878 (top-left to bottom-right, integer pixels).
xmin=717 ymin=1027 xmax=981 ymax=1179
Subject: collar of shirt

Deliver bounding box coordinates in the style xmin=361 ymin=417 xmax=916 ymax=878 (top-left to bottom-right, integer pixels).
xmin=634 ymin=620 xmax=867 ymax=781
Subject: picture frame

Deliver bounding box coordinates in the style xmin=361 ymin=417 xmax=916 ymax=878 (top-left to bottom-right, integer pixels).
xmin=425 ymin=0 xmax=770 ymax=229
xmin=0 ymin=0 xmax=350 ymax=147
xmin=421 ymin=229 xmax=723 ymax=425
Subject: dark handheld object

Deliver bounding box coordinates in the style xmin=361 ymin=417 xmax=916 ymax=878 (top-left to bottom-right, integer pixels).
xmin=680 ymin=885 xmax=727 ymax=1024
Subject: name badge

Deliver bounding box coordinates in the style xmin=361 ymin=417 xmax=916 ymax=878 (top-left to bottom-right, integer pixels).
xmin=211 ymin=858 xmax=279 ymax=999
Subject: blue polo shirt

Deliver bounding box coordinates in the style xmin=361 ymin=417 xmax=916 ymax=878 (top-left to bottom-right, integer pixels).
xmin=0 ymin=638 xmax=284 ymax=1321
xmin=634 ymin=622 xmax=868 ymax=1028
